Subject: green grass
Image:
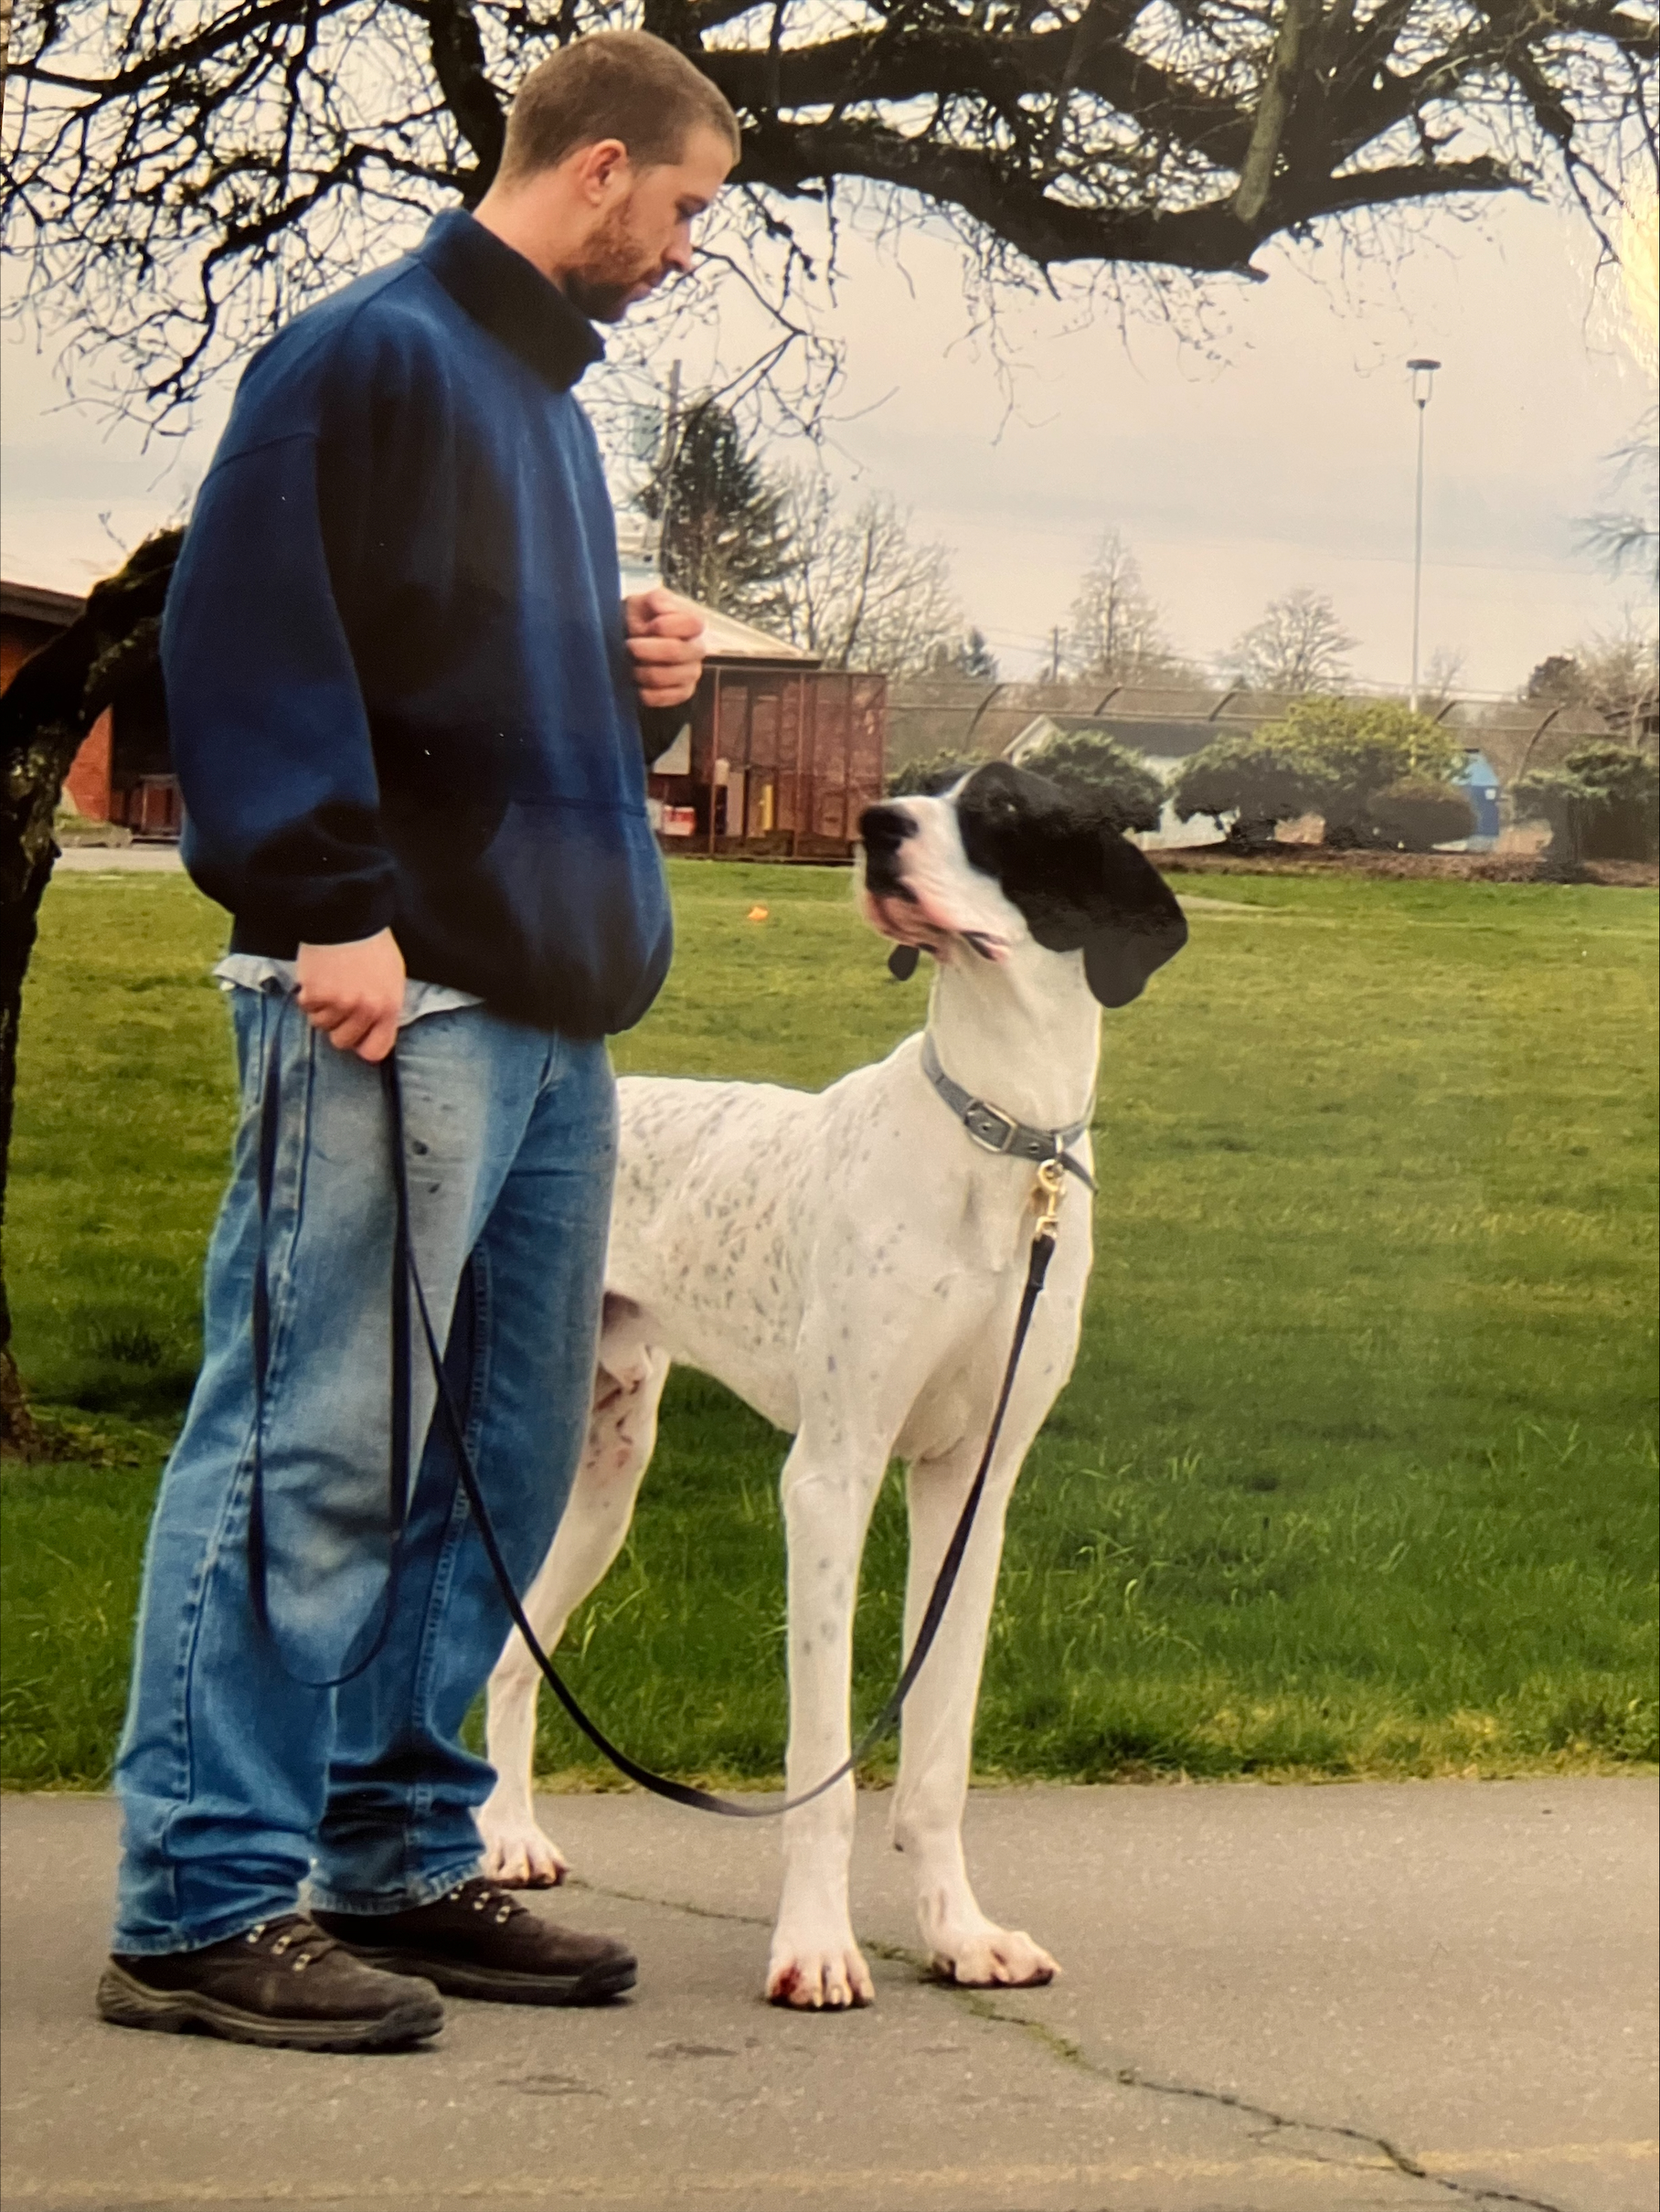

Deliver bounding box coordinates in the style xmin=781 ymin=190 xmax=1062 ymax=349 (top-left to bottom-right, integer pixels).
xmin=3 ymin=864 xmax=1655 ymax=1789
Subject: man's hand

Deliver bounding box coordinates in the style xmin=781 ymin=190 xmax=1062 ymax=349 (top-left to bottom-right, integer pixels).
xmin=295 ymin=930 xmax=407 ymax=1063
xmin=624 ymin=588 xmax=707 ymax=710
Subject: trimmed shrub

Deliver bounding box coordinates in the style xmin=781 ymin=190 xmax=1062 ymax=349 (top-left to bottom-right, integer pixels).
xmin=886 ymin=750 xmax=984 ymax=796
xmin=1365 ymin=777 xmax=1477 ymax=852
xmin=1259 ymin=697 xmax=1464 ymax=847
xmin=1172 ymin=737 xmax=1330 ymax=850
xmin=1515 ymin=744 xmax=1659 ymax=864
xmin=1016 ymin=728 xmax=1166 ymax=833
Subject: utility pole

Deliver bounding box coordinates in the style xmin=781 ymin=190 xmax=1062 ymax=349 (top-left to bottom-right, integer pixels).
xmin=1407 ymin=356 xmax=1440 ymax=711
xmin=1048 ymin=626 xmax=1062 ymax=683
xmin=647 ymin=359 xmax=683 ymax=582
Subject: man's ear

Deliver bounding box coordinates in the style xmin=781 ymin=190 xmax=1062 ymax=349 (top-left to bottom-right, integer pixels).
xmin=1080 ymin=832 xmax=1188 ymax=1008
xmin=575 ymin=136 xmax=631 ymax=203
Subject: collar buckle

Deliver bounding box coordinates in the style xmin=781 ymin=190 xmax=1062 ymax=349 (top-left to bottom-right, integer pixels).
xmin=961 ymin=1099 xmax=1020 ymax=1154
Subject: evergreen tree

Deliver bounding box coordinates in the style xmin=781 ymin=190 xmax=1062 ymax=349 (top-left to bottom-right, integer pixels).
xmin=959 ymin=628 xmax=999 ymax=681
xmin=640 ymin=399 xmax=794 ymax=627
xmin=922 ymin=627 xmax=1000 ymax=680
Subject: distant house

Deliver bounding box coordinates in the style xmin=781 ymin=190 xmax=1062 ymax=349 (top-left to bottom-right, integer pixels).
xmin=1 ymin=577 xmax=179 ymax=835
xmin=1 ymin=578 xmax=82 ymax=689
xmin=3 ymin=580 xmax=114 ymax=826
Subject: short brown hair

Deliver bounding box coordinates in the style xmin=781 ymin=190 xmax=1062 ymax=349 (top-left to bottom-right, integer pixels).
xmin=499 ymin=31 xmax=740 ymax=183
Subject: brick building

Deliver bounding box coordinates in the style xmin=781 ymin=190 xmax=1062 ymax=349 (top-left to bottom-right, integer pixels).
xmin=2 ymin=578 xmax=180 ymax=835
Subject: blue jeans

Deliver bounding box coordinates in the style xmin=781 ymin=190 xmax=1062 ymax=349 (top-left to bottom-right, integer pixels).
xmin=112 ymin=990 xmax=616 ymax=1953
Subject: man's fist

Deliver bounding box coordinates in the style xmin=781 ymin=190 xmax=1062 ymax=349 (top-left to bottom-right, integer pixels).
xmin=625 ymin=587 xmax=707 ymax=710
xmin=295 ymin=930 xmax=407 ymax=1063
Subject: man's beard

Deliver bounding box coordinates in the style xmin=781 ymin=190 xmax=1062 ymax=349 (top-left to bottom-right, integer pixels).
xmin=563 ymin=204 xmax=661 ymax=324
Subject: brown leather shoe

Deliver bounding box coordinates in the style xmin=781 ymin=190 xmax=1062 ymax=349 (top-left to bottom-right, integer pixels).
xmin=96 ymin=1914 xmax=444 ymax=2051
xmin=313 ymin=1877 xmax=637 ymax=2005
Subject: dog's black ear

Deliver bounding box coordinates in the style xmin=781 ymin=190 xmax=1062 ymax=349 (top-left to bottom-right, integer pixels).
xmin=1080 ymin=832 xmax=1188 ymax=1008
xmin=888 ymin=944 xmax=921 ymax=982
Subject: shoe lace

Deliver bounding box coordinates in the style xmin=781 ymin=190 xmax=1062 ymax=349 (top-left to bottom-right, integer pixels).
xmin=446 ymin=1878 xmax=525 ymax=1929
xmin=240 ymin=1914 xmax=343 ymax=1974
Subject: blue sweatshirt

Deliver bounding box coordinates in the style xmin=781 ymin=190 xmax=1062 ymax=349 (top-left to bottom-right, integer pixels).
xmin=163 ymin=209 xmax=673 ymax=1038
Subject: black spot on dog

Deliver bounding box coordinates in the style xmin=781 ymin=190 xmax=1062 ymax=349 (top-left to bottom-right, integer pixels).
xmin=952 ymin=761 xmax=1187 ymax=1007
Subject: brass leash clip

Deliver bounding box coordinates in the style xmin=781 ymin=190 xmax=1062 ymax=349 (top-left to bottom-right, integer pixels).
xmin=1032 ymin=1157 xmax=1066 ymax=1241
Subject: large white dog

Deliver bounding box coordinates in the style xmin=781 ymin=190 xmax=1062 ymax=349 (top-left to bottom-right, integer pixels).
xmin=478 ymin=761 xmax=1187 ymax=2009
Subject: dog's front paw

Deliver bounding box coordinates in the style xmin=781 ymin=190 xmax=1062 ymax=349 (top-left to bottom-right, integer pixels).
xmin=765 ymin=1934 xmax=875 ymax=2010
xmin=478 ymin=1815 xmax=570 ymax=1889
xmin=932 ymin=1926 xmax=1059 ymax=1989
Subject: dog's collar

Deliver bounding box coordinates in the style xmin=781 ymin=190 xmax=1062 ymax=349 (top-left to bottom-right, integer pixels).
xmin=920 ymin=1037 xmax=1096 ymax=1189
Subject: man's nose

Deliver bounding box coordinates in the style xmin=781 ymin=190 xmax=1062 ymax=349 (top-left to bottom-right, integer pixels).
xmin=664 ymin=228 xmax=696 ymax=276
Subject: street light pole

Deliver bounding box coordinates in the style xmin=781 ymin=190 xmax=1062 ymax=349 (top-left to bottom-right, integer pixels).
xmin=1407 ymin=357 xmax=1440 ymax=711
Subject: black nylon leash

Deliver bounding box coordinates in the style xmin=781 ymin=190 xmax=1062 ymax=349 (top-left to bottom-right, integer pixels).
xmin=248 ymin=1026 xmax=1076 ymax=1817
xmin=405 ymin=1098 xmax=1065 ymax=1819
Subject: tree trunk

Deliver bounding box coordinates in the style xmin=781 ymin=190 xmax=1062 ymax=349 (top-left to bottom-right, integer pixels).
xmin=1535 ymin=806 xmax=1589 ymax=882
xmin=0 ymin=530 xmax=181 ymax=1454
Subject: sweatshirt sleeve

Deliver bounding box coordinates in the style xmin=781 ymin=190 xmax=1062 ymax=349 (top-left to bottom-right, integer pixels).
xmin=639 ymin=703 xmax=692 ymax=768
xmin=164 ymin=421 xmax=397 ymax=949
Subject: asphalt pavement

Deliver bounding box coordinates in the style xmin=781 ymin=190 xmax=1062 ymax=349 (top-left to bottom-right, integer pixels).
xmin=1 ymin=1779 xmax=1654 ymax=2212
xmin=51 ymin=844 xmax=186 ymax=871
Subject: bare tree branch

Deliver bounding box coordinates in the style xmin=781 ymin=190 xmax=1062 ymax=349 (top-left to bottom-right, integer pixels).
xmin=3 ymin=0 xmax=1655 ymax=422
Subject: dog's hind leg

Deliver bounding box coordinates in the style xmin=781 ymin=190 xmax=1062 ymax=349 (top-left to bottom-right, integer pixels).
xmin=891 ymin=1418 xmax=1060 ymax=1990
xmin=478 ymin=1314 xmax=670 ymax=1888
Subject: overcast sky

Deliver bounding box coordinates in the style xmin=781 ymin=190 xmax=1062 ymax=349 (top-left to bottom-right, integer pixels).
xmin=3 ymin=187 xmax=1654 ymax=695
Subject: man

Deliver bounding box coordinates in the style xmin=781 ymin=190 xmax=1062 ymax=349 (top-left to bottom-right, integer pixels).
xmin=97 ymin=31 xmax=740 ymax=2052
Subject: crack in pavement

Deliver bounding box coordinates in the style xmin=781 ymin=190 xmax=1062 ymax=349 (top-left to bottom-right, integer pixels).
xmin=567 ymin=1874 xmax=774 ymax=1929
xmin=941 ymin=1990 xmax=1570 ymax=2212
xmin=571 ymin=1878 xmax=1570 ymax=2212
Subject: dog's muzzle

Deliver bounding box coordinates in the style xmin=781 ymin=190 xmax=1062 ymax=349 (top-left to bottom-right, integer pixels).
xmin=858 ymin=803 xmax=919 ymax=900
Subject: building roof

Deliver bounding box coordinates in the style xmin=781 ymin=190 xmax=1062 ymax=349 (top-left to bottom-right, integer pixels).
xmin=615 ymin=519 xmax=819 ymax=666
xmin=1009 ymin=712 xmax=1222 ymax=764
xmin=695 ymin=602 xmax=819 ymax=666
xmin=2 ymin=579 xmax=85 ymax=628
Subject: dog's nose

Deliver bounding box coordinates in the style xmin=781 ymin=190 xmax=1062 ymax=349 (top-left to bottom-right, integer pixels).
xmin=859 ymin=804 xmax=919 ymax=851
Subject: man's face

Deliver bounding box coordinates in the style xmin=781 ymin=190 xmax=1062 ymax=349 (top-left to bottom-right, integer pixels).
xmin=564 ymin=126 xmax=734 ymax=324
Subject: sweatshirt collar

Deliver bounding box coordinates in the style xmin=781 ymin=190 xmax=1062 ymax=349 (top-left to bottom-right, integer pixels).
xmin=417 ymin=209 xmax=604 ymax=392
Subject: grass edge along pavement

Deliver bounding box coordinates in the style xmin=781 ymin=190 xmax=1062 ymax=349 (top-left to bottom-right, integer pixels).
xmin=3 ymin=861 xmax=1655 ymax=1792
